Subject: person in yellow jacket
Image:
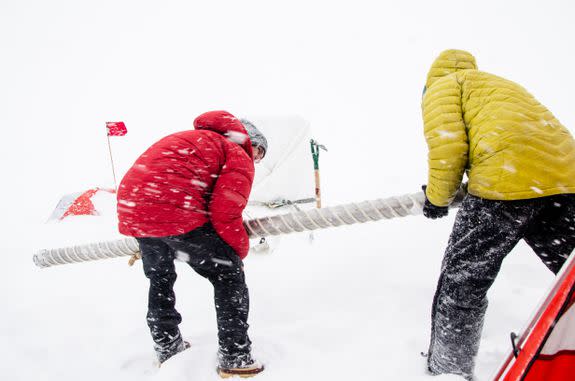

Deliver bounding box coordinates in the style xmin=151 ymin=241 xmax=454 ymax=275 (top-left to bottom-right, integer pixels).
xmin=421 ymin=49 xmax=575 ymax=380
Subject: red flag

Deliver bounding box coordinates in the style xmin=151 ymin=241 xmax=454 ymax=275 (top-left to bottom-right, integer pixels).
xmin=106 ymin=121 xmax=127 ymax=136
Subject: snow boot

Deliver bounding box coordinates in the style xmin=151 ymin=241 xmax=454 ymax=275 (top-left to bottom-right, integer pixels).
xmin=156 ymin=340 xmax=191 ymax=366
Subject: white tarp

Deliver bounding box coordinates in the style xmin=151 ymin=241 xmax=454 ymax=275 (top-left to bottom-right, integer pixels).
xmin=246 ymin=115 xmax=315 ymax=204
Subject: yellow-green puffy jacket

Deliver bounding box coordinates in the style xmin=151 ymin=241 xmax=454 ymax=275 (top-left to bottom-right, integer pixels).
xmin=422 ymin=49 xmax=575 ymax=206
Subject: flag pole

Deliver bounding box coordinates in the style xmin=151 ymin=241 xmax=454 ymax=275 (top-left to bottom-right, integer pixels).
xmin=105 ymin=121 xmax=127 ymax=192
xmin=107 ymin=134 xmax=118 ymax=191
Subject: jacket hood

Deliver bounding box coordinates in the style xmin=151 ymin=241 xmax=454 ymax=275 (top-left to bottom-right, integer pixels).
xmin=425 ymin=49 xmax=477 ymax=89
xmin=193 ymin=110 xmax=254 ymax=159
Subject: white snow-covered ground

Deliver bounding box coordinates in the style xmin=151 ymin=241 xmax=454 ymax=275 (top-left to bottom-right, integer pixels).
xmin=2 ymin=1 xmax=575 ymax=380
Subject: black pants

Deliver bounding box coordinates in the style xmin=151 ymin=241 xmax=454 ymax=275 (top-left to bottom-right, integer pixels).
xmin=136 ymin=224 xmax=252 ymax=366
xmin=427 ymin=194 xmax=575 ymax=379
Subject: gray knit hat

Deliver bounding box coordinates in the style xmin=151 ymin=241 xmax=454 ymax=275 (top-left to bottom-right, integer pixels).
xmin=240 ymin=118 xmax=268 ymax=158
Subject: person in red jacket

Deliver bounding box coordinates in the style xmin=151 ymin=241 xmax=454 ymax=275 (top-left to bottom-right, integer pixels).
xmin=117 ymin=111 xmax=267 ymax=377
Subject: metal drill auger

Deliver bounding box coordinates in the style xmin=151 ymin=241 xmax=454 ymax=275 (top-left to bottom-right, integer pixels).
xmin=33 ymin=189 xmax=465 ymax=269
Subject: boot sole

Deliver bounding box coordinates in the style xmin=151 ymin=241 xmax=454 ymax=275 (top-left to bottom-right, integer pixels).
xmin=217 ymin=365 xmax=264 ymax=378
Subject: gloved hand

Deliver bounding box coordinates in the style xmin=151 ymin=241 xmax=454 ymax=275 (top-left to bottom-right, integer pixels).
xmin=421 ymin=185 xmax=449 ymax=219
xmin=128 ymin=252 xmax=142 ymax=266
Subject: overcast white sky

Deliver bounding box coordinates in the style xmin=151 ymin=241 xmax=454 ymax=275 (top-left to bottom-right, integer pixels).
xmin=1 ymin=0 xmax=575 ymax=242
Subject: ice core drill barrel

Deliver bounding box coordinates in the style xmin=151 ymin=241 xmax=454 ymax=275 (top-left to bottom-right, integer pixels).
xmin=33 ymin=189 xmax=465 ymax=268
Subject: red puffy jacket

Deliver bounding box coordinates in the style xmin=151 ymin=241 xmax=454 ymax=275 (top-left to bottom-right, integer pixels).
xmin=117 ymin=111 xmax=255 ymax=259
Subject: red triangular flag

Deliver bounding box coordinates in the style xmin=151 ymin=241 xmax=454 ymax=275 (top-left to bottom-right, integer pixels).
xmin=106 ymin=121 xmax=127 ymax=136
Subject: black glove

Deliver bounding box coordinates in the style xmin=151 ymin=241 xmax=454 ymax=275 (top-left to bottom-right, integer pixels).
xmin=421 ymin=185 xmax=449 ymax=219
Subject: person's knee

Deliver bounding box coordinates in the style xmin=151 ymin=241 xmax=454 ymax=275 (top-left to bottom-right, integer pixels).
xmin=144 ymin=261 xmax=177 ymax=279
xmin=440 ymin=277 xmax=490 ymax=310
xmin=217 ymin=268 xmax=246 ymax=285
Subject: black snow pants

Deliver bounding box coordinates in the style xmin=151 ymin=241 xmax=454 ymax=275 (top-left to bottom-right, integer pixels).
xmin=136 ymin=223 xmax=252 ymax=367
xmin=427 ymin=193 xmax=575 ymax=380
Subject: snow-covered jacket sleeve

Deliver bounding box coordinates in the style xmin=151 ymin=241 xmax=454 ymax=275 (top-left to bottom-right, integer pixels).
xmin=422 ymin=74 xmax=469 ymax=207
xmin=208 ymin=146 xmax=255 ymax=259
